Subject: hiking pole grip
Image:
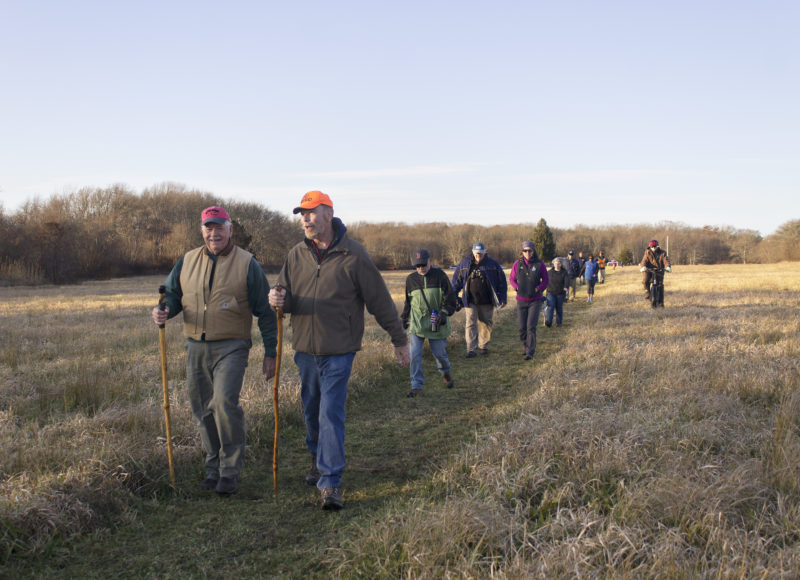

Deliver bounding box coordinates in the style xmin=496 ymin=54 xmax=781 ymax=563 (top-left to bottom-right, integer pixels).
xmin=157 ymin=285 xmax=176 ymax=488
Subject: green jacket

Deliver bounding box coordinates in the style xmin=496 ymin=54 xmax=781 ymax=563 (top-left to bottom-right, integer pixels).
xmin=401 ymin=266 xmax=458 ymax=339
xmin=276 ymin=218 xmax=407 ymax=355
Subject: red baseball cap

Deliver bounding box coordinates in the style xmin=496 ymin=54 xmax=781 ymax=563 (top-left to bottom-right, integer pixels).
xmin=293 ymin=190 xmax=333 ymax=214
xmin=201 ymin=206 xmax=230 ymax=225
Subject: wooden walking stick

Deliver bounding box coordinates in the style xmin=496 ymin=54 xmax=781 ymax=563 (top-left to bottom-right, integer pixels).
xmin=272 ymin=285 xmax=284 ymax=494
xmin=158 ymin=285 xmax=176 ymax=488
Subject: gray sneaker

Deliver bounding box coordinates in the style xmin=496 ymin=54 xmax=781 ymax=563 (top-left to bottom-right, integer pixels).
xmin=321 ymin=487 xmax=343 ymax=510
xmin=305 ymin=454 xmax=321 ymax=486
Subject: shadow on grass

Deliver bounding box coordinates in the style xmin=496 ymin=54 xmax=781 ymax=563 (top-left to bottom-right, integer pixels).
xmin=21 ymin=302 xmax=583 ymax=579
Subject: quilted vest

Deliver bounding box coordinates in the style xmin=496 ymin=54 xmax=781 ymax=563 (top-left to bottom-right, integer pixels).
xmin=179 ymin=245 xmax=253 ymax=341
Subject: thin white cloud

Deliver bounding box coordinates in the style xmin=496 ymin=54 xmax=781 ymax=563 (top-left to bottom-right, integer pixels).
xmin=522 ymin=169 xmax=687 ymax=184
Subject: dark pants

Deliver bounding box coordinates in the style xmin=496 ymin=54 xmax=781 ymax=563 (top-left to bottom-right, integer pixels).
xmin=545 ymin=293 xmax=565 ymax=326
xmin=643 ymin=271 xmax=665 ymax=305
xmin=516 ymin=300 xmax=543 ymax=357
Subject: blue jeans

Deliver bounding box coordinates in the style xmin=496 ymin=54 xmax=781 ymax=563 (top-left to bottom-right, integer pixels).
xmin=516 ymin=300 xmax=543 ymax=357
xmin=409 ymin=333 xmax=450 ymax=391
xmin=185 ymin=338 xmax=251 ymax=479
xmin=545 ymin=293 xmax=565 ymax=326
xmin=294 ymin=351 xmax=356 ymax=489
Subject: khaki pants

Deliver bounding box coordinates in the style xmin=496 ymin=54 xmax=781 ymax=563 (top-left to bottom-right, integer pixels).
xmin=464 ymin=304 xmax=495 ymax=352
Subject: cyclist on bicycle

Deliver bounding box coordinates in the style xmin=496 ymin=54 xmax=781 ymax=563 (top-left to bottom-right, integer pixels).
xmin=639 ymin=240 xmax=671 ymax=305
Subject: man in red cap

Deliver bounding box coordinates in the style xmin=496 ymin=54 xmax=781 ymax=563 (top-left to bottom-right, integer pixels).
xmin=151 ymin=205 xmax=278 ymax=495
xmin=269 ymin=191 xmax=409 ymax=510
xmin=639 ymin=239 xmax=672 ymax=306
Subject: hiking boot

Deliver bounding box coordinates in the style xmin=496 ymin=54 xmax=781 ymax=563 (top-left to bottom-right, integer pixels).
xmin=524 ymin=354 xmax=533 ymax=361
xmin=478 ymin=348 xmax=489 ymax=355
xmin=406 ymin=389 xmax=422 ymax=398
xmin=443 ymin=373 xmax=454 ymax=388
xmin=305 ymin=454 xmax=321 ymax=486
xmin=465 ymin=351 xmax=477 ymax=358
xmin=321 ymin=487 xmax=343 ymax=510
xmin=545 ymin=321 xmax=552 ymax=328
xmin=216 ymin=475 xmax=239 ymax=495
xmin=199 ymin=477 xmax=218 ymax=491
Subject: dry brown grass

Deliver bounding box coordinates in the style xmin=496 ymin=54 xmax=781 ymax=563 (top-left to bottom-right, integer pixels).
xmin=0 ymin=270 xmax=457 ymax=564
xmin=328 ymin=263 xmax=800 ymax=577
xmin=3 ymin=264 xmax=800 ymax=577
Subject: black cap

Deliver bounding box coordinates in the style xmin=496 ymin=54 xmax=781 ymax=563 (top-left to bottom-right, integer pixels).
xmin=412 ymin=248 xmax=430 ymax=266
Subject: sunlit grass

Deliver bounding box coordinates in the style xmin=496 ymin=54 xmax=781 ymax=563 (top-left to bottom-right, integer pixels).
xmin=327 ymin=263 xmax=800 ymax=577
xmin=3 ymin=264 xmax=800 ymax=577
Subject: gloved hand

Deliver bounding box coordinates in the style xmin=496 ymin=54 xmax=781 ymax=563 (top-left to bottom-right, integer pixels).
xmin=402 ymin=318 xmax=409 ymax=330
xmin=639 ymin=267 xmax=646 ymax=272
xmin=436 ymin=312 xmax=447 ymax=325
xmin=455 ymin=298 xmax=464 ymax=312
xmin=666 ymin=267 xmax=672 ymax=273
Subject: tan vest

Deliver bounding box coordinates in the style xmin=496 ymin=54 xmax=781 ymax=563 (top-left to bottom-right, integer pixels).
xmin=179 ymin=246 xmax=253 ymax=341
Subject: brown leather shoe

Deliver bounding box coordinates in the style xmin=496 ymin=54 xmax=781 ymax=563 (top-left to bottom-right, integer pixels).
xmin=443 ymin=373 xmax=454 ymax=388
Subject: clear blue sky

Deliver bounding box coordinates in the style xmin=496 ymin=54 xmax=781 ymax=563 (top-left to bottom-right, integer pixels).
xmin=1 ymin=1 xmax=797 ymax=236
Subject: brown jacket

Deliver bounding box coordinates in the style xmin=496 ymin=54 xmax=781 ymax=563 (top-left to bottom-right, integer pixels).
xmin=640 ymin=248 xmax=671 ymax=270
xmin=277 ymin=219 xmax=407 ymax=355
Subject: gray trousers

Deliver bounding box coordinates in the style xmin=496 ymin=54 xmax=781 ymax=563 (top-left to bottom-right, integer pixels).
xmin=185 ymin=338 xmax=251 ymax=479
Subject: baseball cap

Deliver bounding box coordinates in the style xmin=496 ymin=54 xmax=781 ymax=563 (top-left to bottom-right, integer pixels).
xmin=412 ymin=249 xmax=430 ymax=267
xmin=293 ymin=190 xmax=333 ymax=214
xmin=472 ymin=242 xmax=486 ymax=254
xmin=201 ymin=206 xmax=230 ymax=225
xmin=649 ymin=239 xmax=658 ymax=247
xmin=568 ymin=250 xmax=574 ymax=255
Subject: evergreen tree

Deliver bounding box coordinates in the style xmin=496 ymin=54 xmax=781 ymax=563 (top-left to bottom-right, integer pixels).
xmin=617 ymin=247 xmax=634 ymax=265
xmin=532 ymin=218 xmax=556 ymax=261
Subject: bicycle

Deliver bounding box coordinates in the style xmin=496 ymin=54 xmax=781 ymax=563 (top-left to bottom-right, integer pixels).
xmin=644 ymin=267 xmax=665 ymax=308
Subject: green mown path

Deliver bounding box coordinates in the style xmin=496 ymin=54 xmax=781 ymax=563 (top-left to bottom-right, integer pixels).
xmin=32 ymin=302 xmax=581 ymax=579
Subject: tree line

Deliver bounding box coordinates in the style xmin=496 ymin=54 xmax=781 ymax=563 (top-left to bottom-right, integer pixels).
xmin=1 ymin=184 xmax=798 ymax=285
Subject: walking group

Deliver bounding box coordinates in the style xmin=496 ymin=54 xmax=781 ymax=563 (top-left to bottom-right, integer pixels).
xmin=150 ymin=190 xmax=658 ymax=510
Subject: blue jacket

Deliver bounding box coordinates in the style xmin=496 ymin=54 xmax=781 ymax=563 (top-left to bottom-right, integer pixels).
xmin=451 ymin=254 xmax=508 ymax=308
xmin=567 ymin=257 xmax=582 ymax=278
xmin=584 ymin=259 xmax=599 ymax=280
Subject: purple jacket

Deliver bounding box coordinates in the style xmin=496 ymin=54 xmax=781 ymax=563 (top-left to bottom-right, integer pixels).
xmin=509 ymin=258 xmax=549 ymax=302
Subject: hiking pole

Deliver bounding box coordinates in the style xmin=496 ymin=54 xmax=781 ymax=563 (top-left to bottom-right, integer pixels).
xmin=157 ymin=285 xmax=176 ymax=489
xmin=272 ymin=285 xmax=284 ymax=494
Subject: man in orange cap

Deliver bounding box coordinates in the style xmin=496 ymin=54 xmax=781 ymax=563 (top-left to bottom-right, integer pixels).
xmin=269 ymin=191 xmax=409 ymax=510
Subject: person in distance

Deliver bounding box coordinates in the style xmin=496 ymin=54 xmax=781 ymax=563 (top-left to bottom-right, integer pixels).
xmin=401 ymin=249 xmax=458 ymax=398
xmin=451 ymin=242 xmax=508 ymax=358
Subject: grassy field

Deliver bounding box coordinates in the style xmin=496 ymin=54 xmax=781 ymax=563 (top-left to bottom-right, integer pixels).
xmin=2 ymin=263 xmax=800 ymax=577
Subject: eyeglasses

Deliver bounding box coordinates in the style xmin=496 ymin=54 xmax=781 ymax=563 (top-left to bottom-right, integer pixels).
xmin=522 ymin=249 xmax=534 ymax=253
